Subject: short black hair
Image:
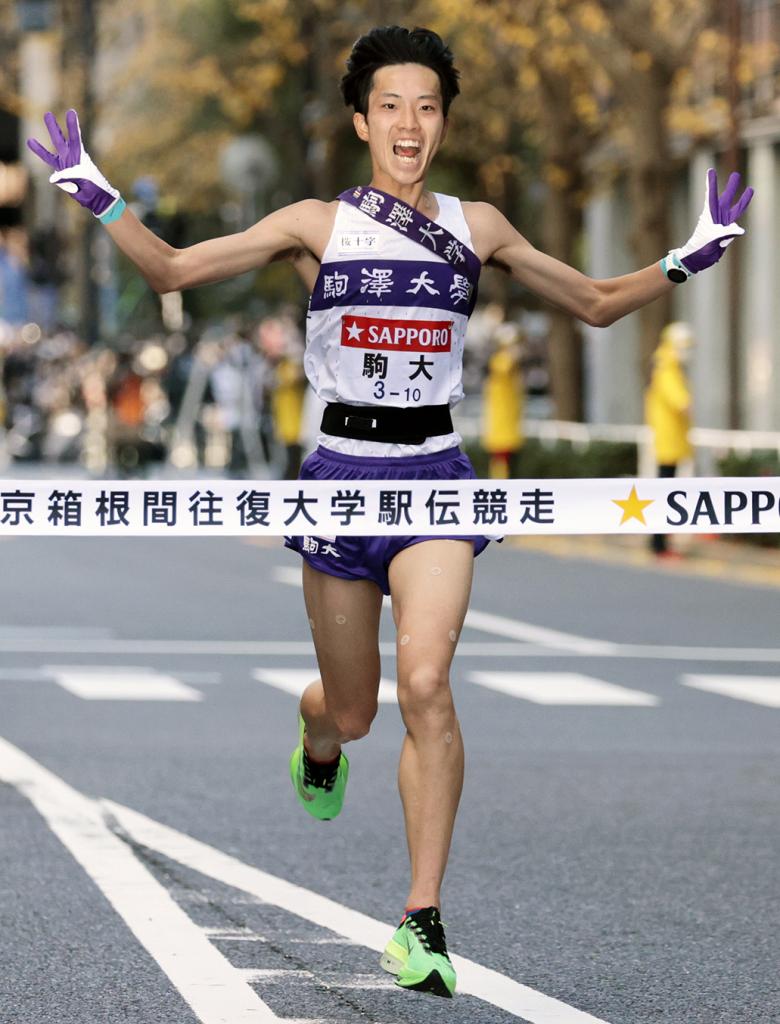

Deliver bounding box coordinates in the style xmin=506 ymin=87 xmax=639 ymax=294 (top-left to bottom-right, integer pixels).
xmin=340 ymin=26 xmax=460 ymax=117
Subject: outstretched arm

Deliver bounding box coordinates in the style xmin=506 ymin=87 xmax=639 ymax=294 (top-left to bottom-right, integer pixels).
xmin=101 ymin=200 xmax=320 ymax=294
xmin=469 ymin=170 xmax=753 ymax=329
xmin=27 ymin=109 xmax=318 ymax=294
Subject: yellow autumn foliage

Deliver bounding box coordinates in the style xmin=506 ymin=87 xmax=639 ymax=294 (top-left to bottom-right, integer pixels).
xmin=73 ymin=0 xmax=774 ymax=222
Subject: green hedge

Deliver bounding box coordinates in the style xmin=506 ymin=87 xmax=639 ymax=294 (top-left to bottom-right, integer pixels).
xmin=464 ymin=438 xmax=638 ymax=479
xmin=717 ymin=450 xmax=780 ymax=478
xmin=716 ymin=451 xmax=780 ymax=548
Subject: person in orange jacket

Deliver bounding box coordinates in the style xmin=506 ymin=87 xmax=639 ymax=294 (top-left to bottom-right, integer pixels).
xmin=645 ymin=321 xmax=694 ymax=556
xmin=481 ymin=321 xmax=524 ymax=478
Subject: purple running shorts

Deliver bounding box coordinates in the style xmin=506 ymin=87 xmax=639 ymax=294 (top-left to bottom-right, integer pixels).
xmin=284 ymin=445 xmax=495 ymax=595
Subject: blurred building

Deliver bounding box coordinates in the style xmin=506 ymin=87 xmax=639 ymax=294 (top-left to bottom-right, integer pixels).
xmin=584 ymin=0 xmax=780 ymax=433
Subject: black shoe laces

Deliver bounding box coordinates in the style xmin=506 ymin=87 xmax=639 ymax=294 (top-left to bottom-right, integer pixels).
xmin=302 ymin=748 xmax=339 ymax=792
xmin=404 ymin=907 xmax=449 ymax=957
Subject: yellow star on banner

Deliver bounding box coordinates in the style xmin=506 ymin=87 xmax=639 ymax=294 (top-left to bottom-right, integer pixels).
xmin=612 ymin=485 xmax=654 ymax=526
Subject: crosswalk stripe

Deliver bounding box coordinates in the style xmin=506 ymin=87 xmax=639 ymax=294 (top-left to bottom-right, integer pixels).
xmin=468 ymin=672 xmax=659 ymax=706
xmin=682 ymin=674 xmax=780 ymax=708
xmin=2 ymin=634 xmax=780 ymax=661
xmin=18 ymin=662 xmax=780 ymax=710
xmin=252 ymin=668 xmax=398 ymax=704
xmin=44 ymin=665 xmax=203 ymax=701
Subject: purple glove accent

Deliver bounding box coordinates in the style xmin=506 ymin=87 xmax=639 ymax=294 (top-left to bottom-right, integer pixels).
xmin=681 ymin=239 xmax=734 ymax=275
xmin=26 ymin=109 xmax=119 ymax=217
xmin=680 ymin=169 xmax=753 ymax=274
xmin=52 ymin=177 xmax=118 ymax=217
xmin=26 ymin=110 xmax=82 ymax=167
xmin=709 ymin=169 xmax=753 ymax=223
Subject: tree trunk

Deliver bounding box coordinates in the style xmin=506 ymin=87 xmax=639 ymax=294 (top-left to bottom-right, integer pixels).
xmin=624 ymin=66 xmax=674 ymax=384
xmin=543 ymin=178 xmax=584 ymax=421
xmin=538 ymin=78 xmax=585 ymax=421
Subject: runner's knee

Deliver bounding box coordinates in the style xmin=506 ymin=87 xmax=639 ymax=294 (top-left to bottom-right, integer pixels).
xmin=331 ymin=703 xmax=378 ymax=742
xmin=397 ymin=665 xmax=453 ymax=720
xmin=324 ymin=677 xmax=379 ymax=741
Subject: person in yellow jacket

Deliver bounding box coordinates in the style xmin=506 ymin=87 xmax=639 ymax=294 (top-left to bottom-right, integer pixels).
xmin=273 ymin=352 xmax=306 ymax=479
xmin=258 ymin=313 xmax=308 ymax=480
xmin=645 ymin=321 xmax=694 ymax=556
xmin=481 ymin=322 xmax=524 ymax=478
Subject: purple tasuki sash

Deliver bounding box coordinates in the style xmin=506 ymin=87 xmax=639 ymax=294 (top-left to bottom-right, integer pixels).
xmin=338 ymin=185 xmax=481 ymax=296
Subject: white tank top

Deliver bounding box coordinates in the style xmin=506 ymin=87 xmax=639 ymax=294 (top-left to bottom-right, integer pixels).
xmin=305 ymin=191 xmax=479 ymax=457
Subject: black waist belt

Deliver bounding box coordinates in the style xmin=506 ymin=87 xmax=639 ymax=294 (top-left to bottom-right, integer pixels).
xmin=321 ymin=402 xmax=454 ymax=444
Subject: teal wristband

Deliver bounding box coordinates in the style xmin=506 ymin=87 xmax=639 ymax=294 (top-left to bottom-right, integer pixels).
xmin=659 ymin=252 xmax=690 ymax=284
xmin=97 ymin=196 xmax=126 ymax=225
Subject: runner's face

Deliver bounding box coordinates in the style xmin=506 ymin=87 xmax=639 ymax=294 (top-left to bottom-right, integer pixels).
xmin=353 ymin=64 xmax=447 ymax=187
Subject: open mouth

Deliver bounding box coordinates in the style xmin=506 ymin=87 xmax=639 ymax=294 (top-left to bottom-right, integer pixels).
xmin=393 ymin=139 xmax=422 ymax=163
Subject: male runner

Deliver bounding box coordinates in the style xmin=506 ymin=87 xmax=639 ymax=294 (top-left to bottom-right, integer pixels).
xmin=29 ymin=24 xmax=752 ymax=999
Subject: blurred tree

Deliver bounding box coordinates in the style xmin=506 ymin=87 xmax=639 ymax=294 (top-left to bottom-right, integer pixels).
xmin=424 ymin=0 xmax=611 ymax=419
xmin=99 ymin=0 xmax=418 ymax=320
xmin=93 ymin=0 xmax=768 ymax=405
xmin=571 ymin=0 xmax=710 ymax=383
xmin=101 ymin=0 xmax=415 ymax=208
xmin=0 ymin=0 xmax=20 ymax=119
xmin=0 ymin=2 xmax=23 ymax=232
xmin=427 ymin=0 xmax=760 ymax=412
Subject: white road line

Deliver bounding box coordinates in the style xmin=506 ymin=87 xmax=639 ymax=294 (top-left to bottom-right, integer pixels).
xmin=0 ymin=736 xmax=280 ymax=1023
xmin=273 ymin=565 xmax=625 ymax=658
xmin=238 ymin=968 xmax=397 ymax=990
xmin=463 ymin=609 xmax=619 ymax=655
xmin=105 ymin=799 xmax=612 ymax=1024
xmin=238 ymin=968 xmax=311 ymax=982
xmin=0 ymin=624 xmax=115 ymax=638
xmin=271 ymin=566 xmax=304 ymax=587
xmin=0 ymin=639 xmax=317 ymax=655
xmin=469 ymin=672 xmax=658 ymax=706
xmin=282 ymin=1020 xmax=332 ymax=1024
xmin=682 ymin=674 xmax=780 ymax=707
xmin=2 ymin=637 xmax=780 ymax=662
xmin=602 ymin=645 xmax=780 ymax=663
xmin=203 ymin=927 xmax=266 ymax=941
xmin=252 ymin=668 xmax=398 ymax=704
xmin=287 ymin=937 xmax=356 ymax=945
xmin=332 ymin=975 xmax=398 ymax=990
xmin=43 ymin=666 xmax=203 ymax=702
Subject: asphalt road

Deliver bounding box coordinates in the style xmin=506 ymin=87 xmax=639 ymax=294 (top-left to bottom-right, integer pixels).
xmin=1 ymin=535 xmax=778 ymax=1024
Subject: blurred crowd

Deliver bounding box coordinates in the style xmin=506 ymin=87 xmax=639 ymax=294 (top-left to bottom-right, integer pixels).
xmin=0 ymin=305 xmax=547 ymax=479
xmin=0 ymin=310 xmax=307 ymax=479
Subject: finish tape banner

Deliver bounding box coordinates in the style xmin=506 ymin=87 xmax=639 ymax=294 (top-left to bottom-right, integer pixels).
xmin=0 ymin=477 xmax=779 ymax=536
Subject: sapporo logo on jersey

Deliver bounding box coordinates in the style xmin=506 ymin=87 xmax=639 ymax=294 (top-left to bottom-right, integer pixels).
xmin=340 ymin=314 xmax=453 ymax=352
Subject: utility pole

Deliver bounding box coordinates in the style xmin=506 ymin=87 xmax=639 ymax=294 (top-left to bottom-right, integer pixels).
xmin=78 ymin=0 xmax=98 ymax=346
xmin=724 ymin=0 xmax=741 ymax=429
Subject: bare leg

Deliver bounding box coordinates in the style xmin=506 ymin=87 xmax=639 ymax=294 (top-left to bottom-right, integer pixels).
xmin=388 ymin=540 xmax=474 ymax=910
xmin=299 ymin=561 xmax=384 ymax=761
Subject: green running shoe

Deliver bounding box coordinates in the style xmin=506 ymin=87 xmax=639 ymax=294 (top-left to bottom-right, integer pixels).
xmin=289 ymin=714 xmax=349 ymax=821
xmin=379 ymin=906 xmax=456 ymax=998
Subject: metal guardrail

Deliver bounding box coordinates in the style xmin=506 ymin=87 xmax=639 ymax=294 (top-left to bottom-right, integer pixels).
xmin=524 ymin=420 xmax=780 ymax=454
xmin=452 ymin=413 xmax=780 ymax=477
xmin=3 ymin=408 xmax=780 ymax=477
